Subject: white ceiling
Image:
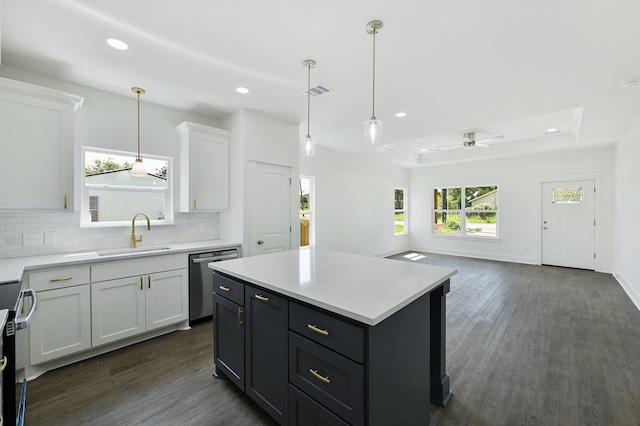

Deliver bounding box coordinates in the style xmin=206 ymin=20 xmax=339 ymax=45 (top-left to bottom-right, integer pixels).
xmin=2 ymin=0 xmax=640 ymax=167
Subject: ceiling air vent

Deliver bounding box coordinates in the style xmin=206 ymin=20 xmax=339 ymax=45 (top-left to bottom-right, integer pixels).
xmin=304 ymin=84 xmax=332 ymax=98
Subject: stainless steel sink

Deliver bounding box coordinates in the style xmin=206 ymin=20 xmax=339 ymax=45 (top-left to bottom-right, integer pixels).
xmin=97 ymin=246 xmax=172 ymax=256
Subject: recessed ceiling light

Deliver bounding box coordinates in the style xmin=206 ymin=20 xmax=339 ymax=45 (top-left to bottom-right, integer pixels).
xmin=545 ymin=128 xmax=560 ymax=135
xmin=236 ymin=87 xmax=250 ymax=94
xmin=420 ymin=148 xmax=427 ymax=152
xmin=106 ymin=38 xmax=128 ymax=50
xmin=395 ymin=112 xmax=407 ymax=118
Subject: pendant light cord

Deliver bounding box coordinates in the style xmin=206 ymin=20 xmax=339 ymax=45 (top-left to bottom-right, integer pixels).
xmin=137 ymin=91 xmax=141 ymax=160
xmin=306 ymin=61 xmax=311 ymax=138
xmin=371 ymin=26 xmax=377 ymax=120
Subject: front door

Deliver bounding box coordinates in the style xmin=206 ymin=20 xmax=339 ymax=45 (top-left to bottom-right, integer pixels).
xmin=541 ymin=180 xmax=595 ymax=270
xmin=254 ymin=162 xmax=291 ymax=256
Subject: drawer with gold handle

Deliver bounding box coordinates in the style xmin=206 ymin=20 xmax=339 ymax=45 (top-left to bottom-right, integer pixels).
xmin=27 ymin=266 xmax=90 ymax=291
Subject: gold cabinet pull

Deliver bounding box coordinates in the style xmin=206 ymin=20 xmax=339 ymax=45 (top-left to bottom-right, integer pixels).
xmin=148 ymin=275 xmax=151 ymax=289
xmin=307 ymin=324 xmax=329 ymax=336
xmin=49 ymin=277 xmax=72 ymax=283
xmin=219 ymin=285 xmax=231 ymax=292
xmin=0 ymin=356 xmax=8 ymax=373
xmin=64 ymin=194 xmax=68 ymax=209
xmin=237 ymin=308 xmax=243 ymax=327
xmin=194 ymin=198 xmax=197 ymax=210
xmin=309 ymin=369 xmax=330 ymax=384
xmin=254 ymin=294 xmax=269 ymax=302
xmin=140 ymin=276 xmax=143 ymax=290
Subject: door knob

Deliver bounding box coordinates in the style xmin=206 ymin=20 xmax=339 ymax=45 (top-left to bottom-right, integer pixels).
xmin=257 ymin=240 xmax=264 ymax=245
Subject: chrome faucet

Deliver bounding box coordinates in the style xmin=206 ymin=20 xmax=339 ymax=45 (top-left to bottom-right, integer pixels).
xmin=131 ymin=213 xmax=151 ymax=248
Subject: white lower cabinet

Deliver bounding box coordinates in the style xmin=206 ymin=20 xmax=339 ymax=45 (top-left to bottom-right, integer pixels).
xmin=22 ymin=253 xmax=190 ymax=377
xmin=29 ymin=284 xmax=91 ymax=365
xmin=91 ymin=269 xmax=188 ymax=347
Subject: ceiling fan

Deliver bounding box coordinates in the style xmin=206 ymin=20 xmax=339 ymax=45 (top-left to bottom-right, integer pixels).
xmin=434 ymin=132 xmax=505 ymax=151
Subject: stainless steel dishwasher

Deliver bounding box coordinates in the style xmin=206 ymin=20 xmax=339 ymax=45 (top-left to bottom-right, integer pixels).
xmin=189 ymin=247 xmax=239 ymax=323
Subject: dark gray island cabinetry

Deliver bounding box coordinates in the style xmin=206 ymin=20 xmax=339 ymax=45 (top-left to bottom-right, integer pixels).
xmin=210 ymin=248 xmax=457 ymax=426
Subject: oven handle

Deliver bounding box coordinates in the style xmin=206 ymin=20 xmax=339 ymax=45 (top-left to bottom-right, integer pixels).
xmin=16 ymin=288 xmax=36 ymax=330
xmin=191 ymin=254 xmax=238 ymax=263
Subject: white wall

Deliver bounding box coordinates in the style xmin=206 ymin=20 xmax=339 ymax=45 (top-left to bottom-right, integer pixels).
xmin=614 ymin=113 xmax=640 ymax=309
xmin=300 ymin=146 xmax=410 ymax=257
xmin=0 ymin=66 xmax=225 ymax=258
xmin=220 ymin=109 xmax=299 ymax=256
xmin=410 ymin=147 xmax=615 ymax=272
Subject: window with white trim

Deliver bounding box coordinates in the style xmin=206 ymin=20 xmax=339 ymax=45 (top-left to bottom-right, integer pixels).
xmin=81 ymin=147 xmax=173 ymax=227
xmin=433 ymin=186 xmax=498 ymax=238
xmin=395 ymin=188 xmax=407 ymax=235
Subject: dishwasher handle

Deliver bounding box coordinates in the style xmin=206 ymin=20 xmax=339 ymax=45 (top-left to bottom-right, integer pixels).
xmin=191 ymin=253 xmax=238 ymax=264
xmin=16 ymin=288 xmax=37 ymax=330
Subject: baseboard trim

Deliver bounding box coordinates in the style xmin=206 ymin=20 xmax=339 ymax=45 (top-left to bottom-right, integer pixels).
xmin=615 ymin=273 xmax=640 ymax=312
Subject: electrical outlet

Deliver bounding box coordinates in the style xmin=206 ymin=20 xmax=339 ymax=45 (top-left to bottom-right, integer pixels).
xmin=45 ymin=231 xmax=56 ymax=244
xmin=23 ymin=232 xmax=44 ymax=247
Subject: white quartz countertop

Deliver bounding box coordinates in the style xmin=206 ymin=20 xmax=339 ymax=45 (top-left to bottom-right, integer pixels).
xmin=208 ymin=248 xmax=457 ymax=326
xmin=0 ymin=240 xmax=241 ymax=284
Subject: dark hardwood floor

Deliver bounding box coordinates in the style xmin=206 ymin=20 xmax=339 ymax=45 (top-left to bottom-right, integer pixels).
xmin=22 ymin=253 xmax=640 ymax=425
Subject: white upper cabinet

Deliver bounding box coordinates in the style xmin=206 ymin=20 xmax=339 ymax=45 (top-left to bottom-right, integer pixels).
xmin=176 ymin=121 xmax=230 ymax=212
xmin=0 ymin=77 xmax=84 ymax=210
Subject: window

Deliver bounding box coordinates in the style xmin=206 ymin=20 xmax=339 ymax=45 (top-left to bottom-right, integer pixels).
xmin=299 ymin=176 xmax=314 ymax=247
xmin=395 ymin=188 xmax=407 ymax=235
xmin=81 ymin=147 xmax=173 ymax=227
xmin=552 ymin=187 xmax=583 ymax=204
xmin=433 ymin=186 xmax=498 ymax=238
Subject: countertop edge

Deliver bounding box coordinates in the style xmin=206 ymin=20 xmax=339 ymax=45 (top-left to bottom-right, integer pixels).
xmin=210 ymin=262 xmax=456 ymax=326
xmin=0 ymin=240 xmax=241 ymax=284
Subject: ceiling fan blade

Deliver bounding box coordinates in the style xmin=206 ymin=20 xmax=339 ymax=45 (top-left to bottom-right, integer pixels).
xmin=476 ymin=135 xmax=505 ymax=144
xmin=433 ymin=144 xmax=461 ymax=151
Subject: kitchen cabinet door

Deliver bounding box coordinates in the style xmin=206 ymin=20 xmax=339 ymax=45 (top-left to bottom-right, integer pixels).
xmin=145 ymin=269 xmax=188 ymax=331
xmin=213 ymin=293 xmax=245 ymax=391
xmin=0 ymin=77 xmax=83 ymax=210
xmin=30 ymin=285 xmax=91 ymax=365
xmin=91 ymin=276 xmax=146 ymax=346
xmin=176 ymin=121 xmax=230 ymax=212
xmin=245 ymin=286 xmax=289 ymax=425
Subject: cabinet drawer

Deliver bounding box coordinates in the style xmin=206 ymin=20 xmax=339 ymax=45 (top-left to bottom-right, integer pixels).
xmin=289 ymin=301 xmax=365 ymax=363
xmin=289 ymin=384 xmax=350 ymax=426
xmin=212 ymin=273 xmax=244 ymax=306
xmin=289 ymin=332 xmax=365 ymax=426
xmin=27 ymin=266 xmax=91 ymax=291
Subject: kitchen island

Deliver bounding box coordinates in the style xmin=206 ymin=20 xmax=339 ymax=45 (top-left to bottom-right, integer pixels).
xmin=209 ymin=248 xmax=456 ymax=425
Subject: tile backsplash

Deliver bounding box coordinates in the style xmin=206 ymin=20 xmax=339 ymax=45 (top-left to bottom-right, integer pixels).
xmin=0 ymin=210 xmax=219 ymax=259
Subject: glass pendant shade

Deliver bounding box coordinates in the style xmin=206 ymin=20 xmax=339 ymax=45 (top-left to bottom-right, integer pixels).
xmin=301 ymin=135 xmax=316 ymax=157
xmin=364 ymin=118 xmax=383 ymax=144
xmin=130 ymin=158 xmax=147 ymax=176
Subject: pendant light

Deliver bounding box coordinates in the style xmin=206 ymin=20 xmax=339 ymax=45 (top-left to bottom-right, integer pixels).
xmin=130 ymin=87 xmax=147 ymax=177
xmin=364 ymin=20 xmax=383 ymax=145
xmin=301 ymin=59 xmax=316 ymax=157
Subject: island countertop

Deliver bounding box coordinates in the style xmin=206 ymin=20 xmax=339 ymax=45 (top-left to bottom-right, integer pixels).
xmin=208 ymin=247 xmax=457 ymax=326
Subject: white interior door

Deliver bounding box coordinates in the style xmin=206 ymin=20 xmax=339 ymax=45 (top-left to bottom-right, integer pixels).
xmin=541 ymin=180 xmax=595 ymax=270
xmin=254 ymin=162 xmax=291 ymax=255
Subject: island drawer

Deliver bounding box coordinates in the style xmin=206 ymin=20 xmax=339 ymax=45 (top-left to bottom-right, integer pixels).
xmin=27 ymin=266 xmax=91 ymax=291
xmin=289 ymin=301 xmax=364 ymax=363
xmin=289 ymin=331 xmax=364 ymax=426
xmin=289 ymin=384 xmax=350 ymax=426
xmin=212 ymin=272 xmax=244 ymax=305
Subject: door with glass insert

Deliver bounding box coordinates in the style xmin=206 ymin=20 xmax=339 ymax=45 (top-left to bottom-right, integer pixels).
xmin=541 ymin=180 xmax=595 ymax=269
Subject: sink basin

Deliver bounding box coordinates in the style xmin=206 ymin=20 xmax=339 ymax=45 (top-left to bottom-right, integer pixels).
xmin=97 ymin=246 xmax=172 ymax=257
